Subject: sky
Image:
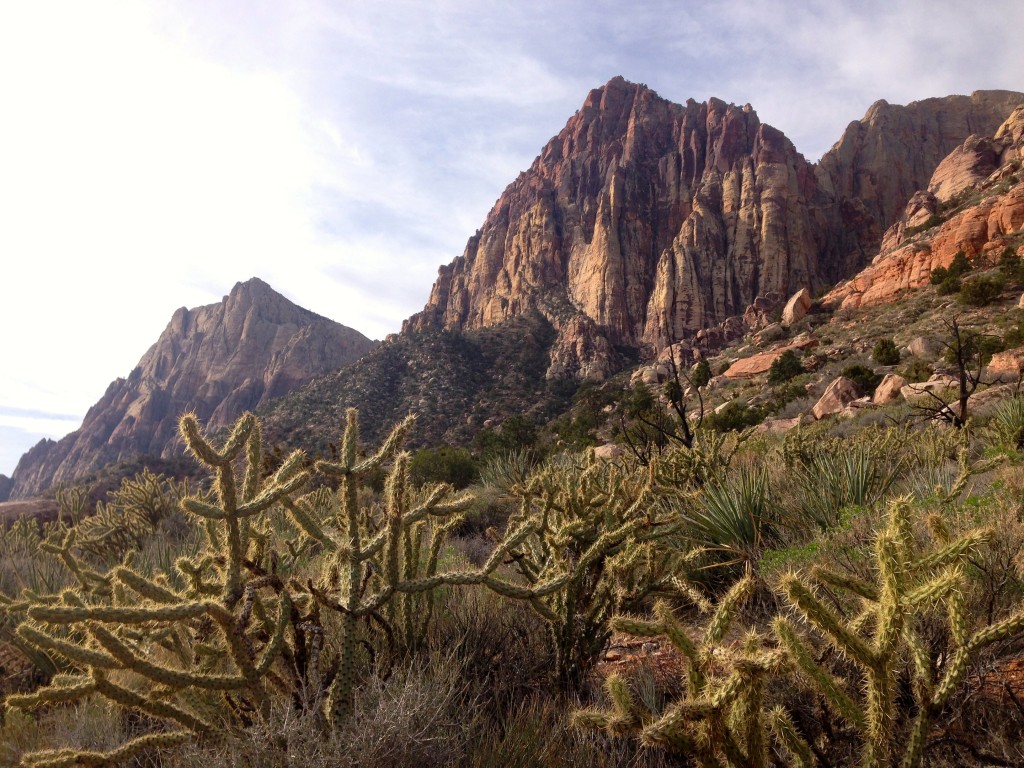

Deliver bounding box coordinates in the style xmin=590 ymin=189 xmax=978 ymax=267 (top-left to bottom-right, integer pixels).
xmin=1 ymin=0 xmax=1023 ymax=476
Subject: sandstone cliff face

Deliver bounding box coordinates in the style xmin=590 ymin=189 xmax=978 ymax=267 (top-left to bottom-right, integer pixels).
xmin=406 ymin=78 xmax=1022 ymax=379
xmin=825 ymin=104 xmax=1024 ymax=311
xmin=9 ymin=279 xmax=375 ymax=499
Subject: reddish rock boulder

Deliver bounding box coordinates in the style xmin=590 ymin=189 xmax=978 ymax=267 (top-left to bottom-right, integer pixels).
xmin=873 ymin=373 xmax=908 ymax=404
xmin=812 ymin=377 xmax=860 ymax=419
xmin=781 ymin=288 xmax=812 ymax=327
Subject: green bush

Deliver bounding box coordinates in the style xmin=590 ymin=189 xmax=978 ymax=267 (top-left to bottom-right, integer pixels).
xmin=871 ymin=338 xmax=900 ymax=366
xmin=691 ymin=359 xmax=712 ymax=388
xmin=931 ymin=251 xmax=972 ymax=288
xmin=767 ymin=350 xmax=803 ymax=385
xmin=904 ymin=213 xmax=943 ymax=239
xmin=936 ymin=275 xmax=962 ymax=295
xmin=840 ymin=364 xmax=882 ymax=396
xmin=899 ymin=358 xmax=934 ymax=383
xmin=703 ymin=401 xmax=764 ymax=432
xmin=408 ymin=446 xmax=479 ymax=489
xmin=958 ymin=275 xmax=1005 ymax=307
xmin=998 ymin=247 xmax=1024 ymax=283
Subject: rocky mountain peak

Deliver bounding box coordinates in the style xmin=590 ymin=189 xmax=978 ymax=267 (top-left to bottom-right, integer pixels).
xmin=405 ymin=79 xmax=1022 ymax=382
xmin=8 ymin=279 xmax=376 ymax=499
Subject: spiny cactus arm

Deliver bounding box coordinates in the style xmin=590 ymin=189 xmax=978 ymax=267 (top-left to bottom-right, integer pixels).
xmin=5 ymin=677 xmax=96 ymax=710
xmin=16 ymin=624 xmax=119 ymax=669
xmin=611 ymin=614 xmax=662 ymax=638
xmin=92 ymin=670 xmax=213 ymax=733
xmin=811 ymin=566 xmax=879 ymax=602
xmin=21 ymin=730 xmax=193 ymax=768
xmin=640 ymin=699 xmax=715 ymax=756
xmin=280 ymin=497 xmax=338 ymax=552
xmin=912 ymin=529 xmax=991 ymax=574
xmin=235 ymin=466 xmax=310 ymax=518
xmin=29 ymin=601 xmax=210 ymax=624
xmin=242 ymin=417 xmax=262 ymax=503
xmin=86 ymin=623 xmax=249 ymax=690
xmin=573 ymin=518 xmax=645 ymax=575
xmin=220 ymin=412 xmax=258 ymax=463
xmin=175 ymin=556 xmax=221 ymax=596
xmin=570 ymin=707 xmax=618 ymax=731
xmin=767 ymin=706 xmax=815 ymax=768
xmin=905 ymin=567 xmax=961 ymax=607
xmin=182 ymin=497 xmax=226 ymax=520
xmin=354 ymin=414 xmax=416 ymax=475
xmin=781 ymin=574 xmax=876 ymax=667
xmin=393 ymin=569 xmax=487 ymax=594
xmin=705 ymin=575 xmax=754 ymax=646
xmin=254 ymin=592 xmax=291 ymax=676
xmin=178 ymin=412 xmax=222 ymax=467
xmin=773 ymin=616 xmax=866 ymax=733
xmin=114 ymin=566 xmax=182 ymax=604
xmin=404 ymin=485 xmax=475 ymax=524
xmin=482 ymin=518 xmax=537 ymax=575
xmin=204 ymin=603 xmax=261 ymax=685
xmin=903 ymin=625 xmax=935 ymax=702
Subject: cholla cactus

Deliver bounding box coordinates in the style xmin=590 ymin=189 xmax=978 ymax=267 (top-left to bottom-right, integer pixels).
xmin=6 ymin=412 xmax=309 ymax=766
xmin=280 ymin=408 xmax=544 ymax=726
xmin=573 ymin=576 xmax=785 ymax=767
xmin=776 ymin=497 xmax=1024 ymax=768
xmin=495 ymin=456 xmax=685 ymax=690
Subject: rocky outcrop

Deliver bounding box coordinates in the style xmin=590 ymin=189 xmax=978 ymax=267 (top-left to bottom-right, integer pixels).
xmin=872 ymin=373 xmax=907 ymax=405
xmin=9 ymin=279 xmax=375 ymax=499
xmin=816 ymin=90 xmax=1023 ymax=262
xmin=812 ymin=377 xmax=860 ymax=419
xmin=825 ymin=103 xmax=1024 ymax=311
xmin=406 ymin=78 xmax=1022 ymax=379
xmin=781 ymin=288 xmax=812 ymax=326
xmin=0 ymin=474 xmax=11 ymax=503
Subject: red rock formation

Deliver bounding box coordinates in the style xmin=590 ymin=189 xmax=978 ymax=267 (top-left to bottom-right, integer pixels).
xmin=407 ymin=78 xmax=1022 ymax=379
xmin=825 ymin=104 xmax=1024 ymax=311
xmin=9 ymin=279 xmax=375 ymax=499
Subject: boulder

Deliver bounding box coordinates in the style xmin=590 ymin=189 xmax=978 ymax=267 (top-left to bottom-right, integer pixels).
xmin=755 ymin=414 xmax=813 ymax=434
xmin=872 ymin=373 xmax=908 ymax=404
xmin=593 ymin=443 xmax=624 ymax=461
xmin=907 ymin=337 xmax=943 ymax=360
xmin=812 ymin=377 xmax=860 ymax=419
xmin=987 ymin=349 xmax=1024 ymax=380
xmin=781 ymin=288 xmax=812 ymax=327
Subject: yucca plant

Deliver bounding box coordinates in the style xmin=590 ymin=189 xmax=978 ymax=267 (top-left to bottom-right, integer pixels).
xmin=674 ymin=468 xmax=776 ymax=571
xmin=982 ymin=396 xmax=1024 ymax=453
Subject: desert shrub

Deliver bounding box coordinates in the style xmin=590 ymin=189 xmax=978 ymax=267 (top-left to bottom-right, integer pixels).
xmin=408 ymin=445 xmax=478 ymax=489
xmin=998 ymin=246 xmax=1024 ymax=283
xmin=871 ymin=337 xmax=900 ymax=365
xmin=767 ymin=350 xmax=803 ymax=384
xmin=840 ymin=364 xmax=882 ymax=396
xmin=899 ymin=358 xmax=934 ymax=383
xmin=958 ymin=275 xmax=1005 ymax=307
xmin=703 ymin=401 xmax=764 ymax=432
xmin=691 ymin=359 xmax=712 ymax=388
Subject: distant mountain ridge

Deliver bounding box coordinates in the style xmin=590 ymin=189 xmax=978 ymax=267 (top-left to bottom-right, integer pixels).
xmin=406 ymin=77 xmax=1022 ymax=378
xmin=6 ymin=278 xmax=375 ymax=500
